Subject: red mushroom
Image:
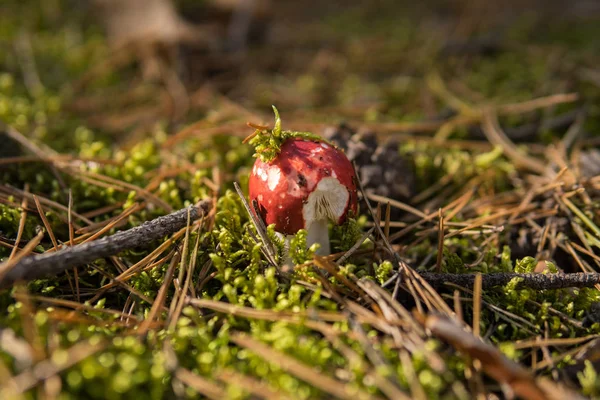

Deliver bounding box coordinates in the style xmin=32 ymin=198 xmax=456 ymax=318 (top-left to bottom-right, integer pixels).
xmin=247 ymin=109 xmax=357 ymax=257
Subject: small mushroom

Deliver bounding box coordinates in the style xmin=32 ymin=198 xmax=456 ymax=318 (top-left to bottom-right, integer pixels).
xmin=248 ymin=129 xmax=357 ymax=258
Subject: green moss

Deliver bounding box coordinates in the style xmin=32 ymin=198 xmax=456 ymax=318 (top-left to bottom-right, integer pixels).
xmin=247 ymin=107 xmax=333 ymax=163
xmin=579 ymin=361 xmax=600 ymax=397
xmin=1 ymin=0 xmax=600 ymax=398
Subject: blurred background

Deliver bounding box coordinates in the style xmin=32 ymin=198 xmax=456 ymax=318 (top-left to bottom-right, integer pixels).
xmin=2 ymin=0 xmax=600 ymax=147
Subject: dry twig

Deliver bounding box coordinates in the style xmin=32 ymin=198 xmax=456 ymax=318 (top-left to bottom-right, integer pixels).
xmin=421 ymin=314 xmax=584 ymax=400
xmin=417 ymin=271 xmax=600 ymax=290
xmin=0 ymin=200 xmax=212 ymax=289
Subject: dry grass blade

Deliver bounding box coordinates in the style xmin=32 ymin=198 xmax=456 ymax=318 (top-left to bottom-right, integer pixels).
xmin=169 ymin=217 xmax=202 ymax=330
xmin=352 ymin=163 xmax=450 ymax=313
xmin=513 ymin=335 xmax=598 ymax=350
xmin=366 ymin=192 xmax=427 ymax=219
xmin=174 ymin=367 xmax=226 ymax=400
xmin=189 ymin=297 xmax=357 ymax=338
xmin=472 ymin=274 xmax=482 ymax=337
xmin=188 ymin=298 xmax=349 ymax=323
xmin=427 ymin=72 xmax=476 ymax=116
xmin=444 ymin=291 xmax=538 ymax=334
xmin=216 ymin=369 xmax=283 ymax=400
xmin=389 ymin=187 xmax=475 ymax=243
xmin=335 ymin=226 xmax=375 ymax=266
xmin=481 ymin=110 xmax=547 ymax=174
xmin=0 ymin=185 xmax=93 ymax=225
xmin=13 ymin=293 xmax=141 ymax=322
xmin=12 ymin=286 xmax=45 ymax=362
xmin=313 ymin=256 xmax=372 ymax=303
xmin=561 ymin=195 xmax=600 ymax=239
xmin=233 ymin=182 xmax=279 ymax=267
xmin=399 ymin=350 xmax=426 ymax=400
xmin=137 ymin=251 xmax=180 ymax=336
xmin=75 ymin=202 xmax=142 ymax=240
xmin=0 ymin=328 xmax=33 ymax=370
xmin=358 ymin=280 xmax=448 ymax=374
xmin=0 ymin=339 xmax=106 ymax=396
xmin=0 ymin=230 xmax=45 ymax=282
xmin=1 ymin=123 xmax=58 ymax=159
xmin=358 ymin=279 xmax=424 ymax=333
xmin=9 ymin=187 xmax=30 ymax=260
xmin=436 ymin=208 xmax=444 ymax=272
xmin=421 ymin=314 xmax=548 ymax=400
xmin=230 ymin=333 xmax=381 ymax=400
xmin=453 ymin=290 xmax=463 ymax=322
xmin=497 ymin=93 xmax=579 ymax=115
xmin=348 ymin=317 xmax=410 ymax=399
xmin=32 ymin=195 xmax=58 ymax=251
xmin=103 ymin=236 xmax=183 ymax=290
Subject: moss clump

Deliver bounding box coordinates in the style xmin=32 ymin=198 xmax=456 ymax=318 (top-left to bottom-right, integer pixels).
xmin=246 ymin=107 xmax=333 ymax=163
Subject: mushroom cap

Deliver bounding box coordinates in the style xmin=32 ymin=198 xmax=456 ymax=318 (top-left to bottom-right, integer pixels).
xmin=249 ymin=137 xmax=358 ymax=235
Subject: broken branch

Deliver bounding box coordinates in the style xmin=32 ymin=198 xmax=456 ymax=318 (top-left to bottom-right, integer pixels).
xmin=418 ymin=271 xmax=600 ymax=290
xmin=0 ymin=199 xmax=212 ymax=289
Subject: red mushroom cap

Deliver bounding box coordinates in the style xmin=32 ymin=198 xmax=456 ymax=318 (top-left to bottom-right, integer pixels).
xmin=248 ymin=137 xmax=358 ymax=235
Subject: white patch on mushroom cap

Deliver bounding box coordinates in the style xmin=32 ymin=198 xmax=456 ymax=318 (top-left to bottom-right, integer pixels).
xmin=320 ymin=143 xmax=329 ymax=149
xmin=267 ymin=167 xmax=281 ymax=190
xmin=256 ymin=167 xmax=268 ymax=181
xmin=285 ymin=169 xmax=316 ymax=194
xmin=302 ymin=177 xmax=349 ymax=226
xmin=258 ymin=194 xmax=263 ymax=201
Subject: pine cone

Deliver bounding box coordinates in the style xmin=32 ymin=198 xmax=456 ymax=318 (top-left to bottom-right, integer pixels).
xmin=323 ymin=123 xmax=416 ymax=216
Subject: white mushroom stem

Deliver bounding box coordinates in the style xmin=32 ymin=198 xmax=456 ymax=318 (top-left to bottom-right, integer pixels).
xmin=278 ymin=221 xmax=329 ymax=267
xmin=306 ymin=219 xmax=330 ymax=256
xmin=302 ymin=177 xmax=349 ymax=257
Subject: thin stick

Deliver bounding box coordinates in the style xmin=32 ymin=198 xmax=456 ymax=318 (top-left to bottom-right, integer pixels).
xmin=417 ymin=271 xmax=600 ymax=290
xmin=473 ymin=274 xmax=482 ymax=337
xmin=384 ymin=201 xmax=391 ymax=240
xmin=0 ymin=200 xmax=211 ymax=289
xmin=436 ymin=208 xmax=444 ymax=272
xmin=233 ymin=182 xmax=279 ymax=267
xmin=32 ymin=196 xmax=58 ymax=251
xmin=9 ymin=186 xmax=29 ymax=260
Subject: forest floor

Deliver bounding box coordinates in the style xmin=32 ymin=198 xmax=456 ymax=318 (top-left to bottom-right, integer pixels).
xmin=2 ymin=0 xmax=600 ymax=398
